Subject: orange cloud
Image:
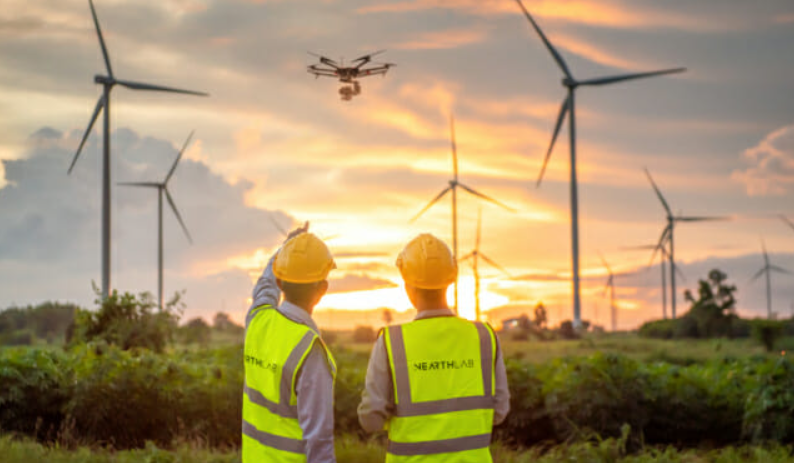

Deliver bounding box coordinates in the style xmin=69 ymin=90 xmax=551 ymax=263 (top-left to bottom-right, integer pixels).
xmin=358 ymin=0 xmax=701 ymax=31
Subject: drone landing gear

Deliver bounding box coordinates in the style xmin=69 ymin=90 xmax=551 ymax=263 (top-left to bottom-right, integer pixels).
xmin=339 ymin=81 xmax=362 ymax=101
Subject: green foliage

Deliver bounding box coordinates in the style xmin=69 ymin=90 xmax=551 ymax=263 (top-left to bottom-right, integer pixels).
xmin=641 ymin=269 xmax=744 ymax=340
xmin=351 ymin=325 xmax=377 ymax=343
xmin=179 ymin=318 xmax=212 ymax=346
xmin=752 ymin=321 xmax=785 ymax=353
xmin=4 ymin=340 xmax=794 ymax=451
xmin=743 ymin=357 xmax=794 ymax=442
xmin=0 ymin=348 xmax=68 ymax=439
xmin=0 ymin=302 xmax=79 ymax=345
xmin=68 ymin=289 xmax=182 ymax=353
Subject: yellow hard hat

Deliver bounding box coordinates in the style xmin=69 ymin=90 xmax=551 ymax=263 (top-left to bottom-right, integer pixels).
xmin=273 ymin=233 xmax=336 ymax=283
xmin=396 ymin=234 xmax=457 ymax=289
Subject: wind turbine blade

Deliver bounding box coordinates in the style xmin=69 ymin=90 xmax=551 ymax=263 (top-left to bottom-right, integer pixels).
xmin=269 ymin=214 xmax=288 ymax=237
xmin=165 ymin=188 xmax=193 ymax=244
xmin=68 ymin=95 xmax=105 ymax=174
xmin=750 ymin=267 xmax=766 ymax=284
xmin=165 ymin=131 xmax=194 ymax=183
xmin=458 ymin=252 xmax=474 ymax=262
xmin=89 ymin=0 xmax=113 ymax=78
xmin=578 ymin=68 xmax=686 ymax=87
xmin=458 ymin=184 xmax=516 ymax=213
xmin=536 ymin=95 xmax=570 ymax=187
xmin=673 ymin=262 xmax=686 ymax=282
xmin=649 ymin=225 xmax=671 ymax=265
xmin=115 ymin=79 xmax=209 ymax=96
xmin=620 ymin=245 xmax=657 ymax=251
xmin=644 ymin=168 xmax=672 ymax=216
xmin=480 ymin=253 xmax=511 ymax=278
xmin=450 ymin=115 xmax=458 ymax=181
xmin=781 ymin=215 xmax=794 ymax=233
xmin=513 ymin=0 xmax=573 ymax=79
xmin=598 ymin=251 xmax=612 ymax=274
xmin=770 ymin=265 xmax=792 ymax=275
xmin=117 ymin=182 xmax=161 ymax=188
xmin=675 ymin=216 xmax=730 ymax=222
xmin=409 ymin=187 xmax=451 ymax=223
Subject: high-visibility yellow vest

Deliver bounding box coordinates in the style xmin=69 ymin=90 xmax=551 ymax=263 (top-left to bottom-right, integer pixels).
xmin=242 ymin=305 xmax=336 ymax=463
xmin=383 ymin=315 xmax=497 ymax=462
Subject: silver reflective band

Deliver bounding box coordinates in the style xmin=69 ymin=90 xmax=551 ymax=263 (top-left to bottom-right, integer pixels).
xmin=475 ymin=322 xmax=493 ymax=396
xmin=394 ymin=395 xmax=494 ymax=417
xmin=244 ymin=383 xmax=298 ymax=419
xmin=387 ymin=433 xmax=492 ymax=456
xmin=388 ymin=325 xmax=412 ymax=405
xmin=280 ymin=331 xmax=316 ymax=404
xmin=242 ymin=420 xmax=306 ymax=454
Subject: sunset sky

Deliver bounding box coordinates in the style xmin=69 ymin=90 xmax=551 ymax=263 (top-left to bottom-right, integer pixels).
xmin=1 ymin=0 xmax=793 ymax=329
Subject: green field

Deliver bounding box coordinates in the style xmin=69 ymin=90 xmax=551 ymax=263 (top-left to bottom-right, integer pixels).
xmin=2 ymin=435 xmax=793 ymax=463
xmin=4 ymin=334 xmax=794 ymax=461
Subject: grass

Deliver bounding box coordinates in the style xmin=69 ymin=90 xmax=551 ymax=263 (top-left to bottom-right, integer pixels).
xmin=2 ymin=435 xmax=792 ymax=463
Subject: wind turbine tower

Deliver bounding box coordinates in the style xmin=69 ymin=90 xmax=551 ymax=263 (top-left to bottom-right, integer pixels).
xmin=119 ymin=132 xmax=194 ymax=310
xmin=645 ymin=169 xmax=726 ymax=318
xmin=68 ymin=0 xmax=207 ymax=299
xmin=459 ymin=209 xmax=511 ymax=321
xmin=513 ymin=0 xmax=685 ymax=327
xmin=750 ymin=240 xmax=792 ymax=319
xmin=410 ymin=115 xmax=515 ymax=313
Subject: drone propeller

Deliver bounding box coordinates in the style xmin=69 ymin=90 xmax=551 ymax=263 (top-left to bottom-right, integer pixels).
xmin=353 ymin=49 xmax=387 ymax=63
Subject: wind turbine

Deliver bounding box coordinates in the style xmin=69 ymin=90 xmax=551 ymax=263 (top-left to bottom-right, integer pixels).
xmin=68 ymin=0 xmax=208 ymax=299
xmin=459 ymin=209 xmax=511 ymax=322
xmin=598 ymin=253 xmax=618 ymax=332
xmin=118 ymin=132 xmax=194 ymax=310
xmin=750 ymin=239 xmax=792 ymax=319
xmin=513 ymin=0 xmax=685 ymax=328
xmin=410 ymin=115 xmax=515 ymax=313
xmin=623 ymin=241 xmax=685 ymax=319
xmin=645 ymin=168 xmax=727 ymax=319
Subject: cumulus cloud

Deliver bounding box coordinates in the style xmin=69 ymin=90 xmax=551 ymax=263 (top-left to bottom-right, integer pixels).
xmin=0 ymin=127 xmax=289 ymax=318
xmin=732 ymin=124 xmax=794 ymax=196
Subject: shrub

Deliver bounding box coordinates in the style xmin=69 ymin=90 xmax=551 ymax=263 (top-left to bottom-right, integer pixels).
xmin=179 ymin=318 xmax=211 ymax=345
xmin=752 ymin=321 xmax=785 ymax=353
xmin=68 ymin=289 xmax=181 ymax=353
xmin=743 ymin=357 xmax=794 ymax=442
xmin=352 ymin=325 xmax=377 ymax=344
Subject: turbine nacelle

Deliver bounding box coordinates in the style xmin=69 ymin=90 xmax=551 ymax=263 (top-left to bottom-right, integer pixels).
xmin=562 ymin=77 xmax=578 ymax=88
xmin=94 ymin=74 xmax=114 ymax=85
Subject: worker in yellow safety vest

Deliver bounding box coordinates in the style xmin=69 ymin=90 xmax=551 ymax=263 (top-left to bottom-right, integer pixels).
xmin=243 ymin=222 xmax=338 ymax=463
xmin=358 ymin=233 xmax=510 ymax=462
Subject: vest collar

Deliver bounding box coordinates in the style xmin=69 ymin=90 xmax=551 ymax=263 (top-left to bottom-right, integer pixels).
xmin=414 ymin=308 xmax=456 ymax=320
xmin=277 ymin=300 xmax=321 ymax=334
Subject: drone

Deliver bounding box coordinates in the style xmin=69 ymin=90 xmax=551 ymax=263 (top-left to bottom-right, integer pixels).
xmin=307 ymin=50 xmax=394 ymax=101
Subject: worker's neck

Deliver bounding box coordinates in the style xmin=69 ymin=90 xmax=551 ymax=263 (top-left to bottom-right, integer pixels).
xmin=415 ymin=300 xmax=450 ymax=313
xmin=284 ymin=297 xmax=315 ymax=315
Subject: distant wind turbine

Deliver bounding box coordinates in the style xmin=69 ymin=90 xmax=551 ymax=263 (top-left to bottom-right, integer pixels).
xmin=623 ymin=242 xmax=685 ymax=319
xmin=598 ymin=253 xmax=618 ymax=332
xmin=459 ymin=209 xmax=511 ymax=322
xmin=513 ymin=0 xmax=686 ymax=328
xmin=270 ymin=215 xmax=340 ymax=242
xmin=750 ymin=239 xmax=792 ymax=319
xmin=68 ymin=0 xmax=208 ymax=299
xmin=410 ymin=115 xmax=516 ymax=313
xmin=645 ymin=168 xmax=727 ymax=319
xmin=118 ymin=132 xmax=194 ymax=311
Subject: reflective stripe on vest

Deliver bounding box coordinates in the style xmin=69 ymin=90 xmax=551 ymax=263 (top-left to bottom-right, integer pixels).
xmin=242 ymin=305 xmax=336 ymax=462
xmin=384 ymin=318 xmax=496 ymax=459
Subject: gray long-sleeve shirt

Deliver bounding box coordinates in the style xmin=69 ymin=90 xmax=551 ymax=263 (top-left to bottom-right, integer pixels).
xmin=246 ymin=254 xmax=336 ymax=463
xmin=357 ymin=308 xmax=510 ymax=433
